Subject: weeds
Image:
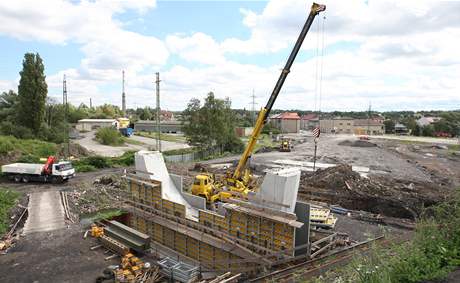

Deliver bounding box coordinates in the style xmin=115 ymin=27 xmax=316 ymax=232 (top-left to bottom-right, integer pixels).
xmin=0 ymin=189 xmax=21 ymax=235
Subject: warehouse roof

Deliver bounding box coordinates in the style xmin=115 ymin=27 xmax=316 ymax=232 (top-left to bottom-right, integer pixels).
xmin=77 ymin=119 xmax=117 ymax=123
xmin=271 ymin=112 xmax=300 ymax=120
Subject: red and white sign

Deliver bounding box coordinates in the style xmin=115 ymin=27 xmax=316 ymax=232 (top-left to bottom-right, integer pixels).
xmin=312 ymin=127 xmax=320 ymax=138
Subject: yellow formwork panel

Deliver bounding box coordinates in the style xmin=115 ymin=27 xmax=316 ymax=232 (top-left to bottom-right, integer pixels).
xmin=163 ymin=227 xmax=175 ymax=249
xmin=162 ymin=199 xmax=174 ymax=215
xmin=175 ymin=233 xmax=187 ymax=254
xmin=214 ymin=215 xmax=228 ymax=232
xmin=186 ymin=238 xmax=199 ymax=260
xmin=173 ymin=203 xmax=186 ymax=218
xmin=153 ymin=223 xmax=163 ymax=244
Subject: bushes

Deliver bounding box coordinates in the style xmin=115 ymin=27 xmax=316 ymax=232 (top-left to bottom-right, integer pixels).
xmin=73 ymin=151 xmax=135 ymax=172
xmin=0 ymin=138 xmax=14 ymax=155
xmin=95 ymin=127 xmax=124 ymax=146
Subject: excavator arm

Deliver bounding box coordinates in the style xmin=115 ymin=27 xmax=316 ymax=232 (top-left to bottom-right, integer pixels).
xmin=232 ymin=2 xmax=326 ymax=181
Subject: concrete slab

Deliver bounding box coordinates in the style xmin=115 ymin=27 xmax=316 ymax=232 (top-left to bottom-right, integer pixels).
xmin=272 ymin=159 xmax=370 ymax=173
xmin=249 ymin=167 xmax=301 ymax=214
xmin=135 ymin=151 xmax=198 ymax=219
xmin=23 ymin=191 xmax=66 ymax=234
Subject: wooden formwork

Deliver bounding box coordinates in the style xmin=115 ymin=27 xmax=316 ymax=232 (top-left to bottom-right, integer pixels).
xmin=124 ymin=175 xmax=301 ymax=271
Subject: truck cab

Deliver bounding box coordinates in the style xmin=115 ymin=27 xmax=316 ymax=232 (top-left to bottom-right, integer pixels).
xmin=51 ymin=161 xmax=75 ymax=182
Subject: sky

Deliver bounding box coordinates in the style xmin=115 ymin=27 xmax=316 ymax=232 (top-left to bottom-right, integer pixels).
xmin=0 ymin=0 xmax=459 ymax=112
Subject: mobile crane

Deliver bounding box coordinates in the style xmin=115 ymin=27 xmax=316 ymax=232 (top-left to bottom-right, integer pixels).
xmin=191 ymin=2 xmax=326 ymax=203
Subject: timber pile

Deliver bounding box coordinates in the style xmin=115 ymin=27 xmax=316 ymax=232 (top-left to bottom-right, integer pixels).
xmin=299 ymin=164 xmax=446 ymax=219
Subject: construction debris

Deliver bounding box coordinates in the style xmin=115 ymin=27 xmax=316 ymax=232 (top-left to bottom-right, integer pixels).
xmin=299 ymin=164 xmax=444 ymax=219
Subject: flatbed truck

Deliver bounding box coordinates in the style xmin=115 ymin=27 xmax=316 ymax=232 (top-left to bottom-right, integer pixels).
xmin=1 ymin=156 xmax=75 ymax=183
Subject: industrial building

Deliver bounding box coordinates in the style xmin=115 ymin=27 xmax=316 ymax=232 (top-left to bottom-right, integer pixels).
xmin=319 ymin=118 xmax=385 ymax=135
xmin=134 ymin=120 xmax=183 ymax=133
xmin=270 ymin=112 xmax=301 ymax=133
xmin=76 ymin=119 xmax=119 ymax=131
xmin=319 ymin=117 xmax=354 ymax=134
xmin=353 ymin=119 xmax=385 ymax=135
xmin=300 ymin=114 xmax=319 ymax=130
xmin=124 ymin=151 xmax=310 ymax=274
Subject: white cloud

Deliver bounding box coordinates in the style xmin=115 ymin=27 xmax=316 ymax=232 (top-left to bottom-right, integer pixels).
xmin=166 ymin=32 xmax=226 ymax=65
xmin=0 ymin=0 xmax=459 ymax=111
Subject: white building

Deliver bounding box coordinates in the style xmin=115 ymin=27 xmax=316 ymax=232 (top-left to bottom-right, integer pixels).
xmin=76 ymin=119 xmax=118 ymax=131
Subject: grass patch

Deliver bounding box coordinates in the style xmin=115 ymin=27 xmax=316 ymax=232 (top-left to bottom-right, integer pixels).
xmin=135 ymin=131 xmax=187 ymax=143
xmin=310 ymin=189 xmax=460 ymax=283
xmin=248 ymin=134 xmax=277 ymax=152
xmin=83 ymin=209 xmax=124 ymax=223
xmin=448 ymin=144 xmax=460 ymax=151
xmin=123 ymin=138 xmax=144 ymax=146
xmin=162 ymin=147 xmax=198 ymax=156
xmin=73 ymin=151 xmax=135 ymax=172
xmin=0 ymin=135 xmax=57 ymax=161
xmin=0 ymin=189 xmax=21 ymax=235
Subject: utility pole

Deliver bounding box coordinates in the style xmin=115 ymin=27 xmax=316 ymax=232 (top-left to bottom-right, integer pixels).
xmin=250 ymin=89 xmax=257 ymax=127
xmin=367 ymin=102 xmax=371 ymax=135
xmin=155 ymin=72 xmax=161 ymax=152
xmin=63 ymin=74 xmax=70 ymax=158
xmin=89 ymin=98 xmax=92 ymax=109
xmin=122 ymin=70 xmax=126 ymax=116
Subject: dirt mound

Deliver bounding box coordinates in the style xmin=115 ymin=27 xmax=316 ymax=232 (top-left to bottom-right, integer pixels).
xmin=56 ymin=143 xmax=90 ymax=158
xmin=338 ymin=140 xmax=377 ymax=147
xmin=299 ymin=164 xmax=446 ymax=219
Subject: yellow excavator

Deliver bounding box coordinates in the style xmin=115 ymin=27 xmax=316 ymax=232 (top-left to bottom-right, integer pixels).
xmin=191 ymin=3 xmax=326 ymax=203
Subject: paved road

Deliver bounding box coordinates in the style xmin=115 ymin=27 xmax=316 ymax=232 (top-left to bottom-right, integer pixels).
xmin=23 ymin=191 xmax=66 ymax=234
xmin=75 ymin=131 xmax=189 ymax=157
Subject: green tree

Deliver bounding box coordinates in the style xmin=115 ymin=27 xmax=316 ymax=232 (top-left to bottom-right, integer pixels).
xmin=0 ymin=90 xmax=18 ymax=122
xmin=413 ymin=124 xmax=421 ymax=136
xmin=383 ymin=119 xmax=395 ymax=134
xmin=422 ymin=125 xmax=434 ymax=136
xmin=17 ymin=53 xmax=48 ymax=135
xmin=182 ymin=92 xmax=243 ymax=153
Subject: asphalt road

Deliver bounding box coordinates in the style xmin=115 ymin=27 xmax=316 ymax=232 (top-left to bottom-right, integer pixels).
xmin=75 ymin=131 xmax=189 ymax=157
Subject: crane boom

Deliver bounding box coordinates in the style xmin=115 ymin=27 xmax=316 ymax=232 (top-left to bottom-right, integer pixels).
xmin=232 ymin=2 xmax=326 ymax=181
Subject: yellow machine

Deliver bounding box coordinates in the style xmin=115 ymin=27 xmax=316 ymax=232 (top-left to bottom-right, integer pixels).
xmin=191 ymin=3 xmax=326 ymax=203
xmin=117 ymin=117 xmax=130 ymax=129
xmin=91 ymin=224 xmax=104 ymax=238
xmin=279 ymin=137 xmax=292 ymax=152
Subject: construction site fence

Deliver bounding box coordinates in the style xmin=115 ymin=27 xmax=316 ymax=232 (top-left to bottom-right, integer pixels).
xmin=164 ymin=147 xmax=223 ymax=163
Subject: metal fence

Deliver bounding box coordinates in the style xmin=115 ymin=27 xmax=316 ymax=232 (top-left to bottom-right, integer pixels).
xmin=163 ymin=147 xmax=222 ymax=163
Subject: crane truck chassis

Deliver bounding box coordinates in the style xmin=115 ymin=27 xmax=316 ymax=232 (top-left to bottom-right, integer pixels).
xmin=1 ymin=156 xmax=75 ymax=183
xmin=191 ymin=2 xmax=326 ymax=203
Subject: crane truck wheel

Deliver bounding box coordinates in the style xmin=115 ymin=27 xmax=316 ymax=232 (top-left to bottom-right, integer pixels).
xmin=14 ymin=175 xmax=22 ymax=183
xmin=22 ymin=176 xmax=30 ymax=183
xmin=51 ymin=176 xmax=63 ymax=184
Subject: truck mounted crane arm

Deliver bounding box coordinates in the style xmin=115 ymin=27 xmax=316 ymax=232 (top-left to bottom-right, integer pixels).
xmin=232 ymin=2 xmax=326 ymax=181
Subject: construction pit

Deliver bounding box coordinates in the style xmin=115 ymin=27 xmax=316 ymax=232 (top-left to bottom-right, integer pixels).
xmin=0 ymin=135 xmax=458 ymax=282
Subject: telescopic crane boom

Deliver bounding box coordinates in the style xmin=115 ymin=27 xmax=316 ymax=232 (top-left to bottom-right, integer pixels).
xmin=232 ymin=2 xmax=326 ymax=182
xmin=191 ymin=2 xmax=326 ymax=203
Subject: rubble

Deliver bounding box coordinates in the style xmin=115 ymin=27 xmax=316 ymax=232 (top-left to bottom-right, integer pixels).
xmin=67 ymin=174 xmax=127 ymax=215
xmin=298 ymin=164 xmax=446 ymax=219
xmin=338 ymin=139 xmax=377 ymax=147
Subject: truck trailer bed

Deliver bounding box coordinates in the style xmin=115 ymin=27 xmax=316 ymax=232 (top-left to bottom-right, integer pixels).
xmin=1 ymin=163 xmax=44 ymax=175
